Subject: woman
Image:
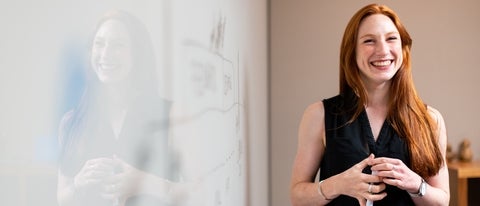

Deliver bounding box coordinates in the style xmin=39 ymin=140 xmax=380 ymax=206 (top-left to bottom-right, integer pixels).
xmin=57 ymin=10 xmax=173 ymax=206
xmin=290 ymin=4 xmax=449 ymax=206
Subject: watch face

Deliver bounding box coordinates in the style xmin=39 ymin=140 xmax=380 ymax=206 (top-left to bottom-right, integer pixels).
xmin=419 ymin=179 xmax=426 ymax=196
xmin=409 ymin=178 xmax=427 ymax=197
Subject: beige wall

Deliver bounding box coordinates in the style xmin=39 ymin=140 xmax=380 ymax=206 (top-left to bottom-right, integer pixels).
xmin=270 ymin=1 xmax=480 ymax=205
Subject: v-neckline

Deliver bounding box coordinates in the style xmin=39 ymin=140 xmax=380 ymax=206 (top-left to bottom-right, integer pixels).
xmin=363 ymin=107 xmax=388 ymax=141
xmin=360 ymin=110 xmax=388 ymax=155
xmin=111 ymin=109 xmax=127 ymax=140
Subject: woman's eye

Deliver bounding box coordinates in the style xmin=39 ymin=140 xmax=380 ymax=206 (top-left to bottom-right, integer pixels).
xmin=387 ymin=36 xmax=398 ymax=41
xmin=363 ymin=39 xmax=374 ymax=44
xmin=110 ymin=42 xmax=126 ymax=49
xmin=93 ymin=40 xmax=105 ymax=48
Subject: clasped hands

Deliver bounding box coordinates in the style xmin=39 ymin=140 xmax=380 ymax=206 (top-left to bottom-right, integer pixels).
xmin=334 ymin=154 xmax=423 ymax=206
xmin=73 ymin=156 xmax=144 ymax=203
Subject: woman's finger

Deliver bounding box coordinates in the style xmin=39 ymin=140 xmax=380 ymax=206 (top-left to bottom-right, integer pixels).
xmin=356 ymin=154 xmax=375 ymax=170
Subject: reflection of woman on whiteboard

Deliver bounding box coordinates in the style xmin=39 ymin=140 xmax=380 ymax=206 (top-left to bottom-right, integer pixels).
xmin=57 ymin=10 xmax=174 ymax=206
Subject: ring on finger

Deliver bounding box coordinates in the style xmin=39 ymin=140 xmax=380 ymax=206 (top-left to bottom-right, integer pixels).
xmin=368 ymin=183 xmax=373 ymax=193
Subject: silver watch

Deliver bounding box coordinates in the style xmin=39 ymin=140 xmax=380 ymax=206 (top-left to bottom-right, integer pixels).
xmin=409 ymin=178 xmax=426 ymax=197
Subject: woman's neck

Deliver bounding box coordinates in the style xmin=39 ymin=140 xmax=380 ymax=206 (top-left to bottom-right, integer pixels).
xmin=364 ymin=81 xmax=390 ymax=108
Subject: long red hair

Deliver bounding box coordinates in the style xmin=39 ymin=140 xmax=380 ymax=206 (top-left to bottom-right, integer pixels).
xmin=339 ymin=4 xmax=443 ymax=178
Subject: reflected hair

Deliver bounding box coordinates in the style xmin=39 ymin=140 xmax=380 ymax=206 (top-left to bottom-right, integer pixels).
xmin=60 ymin=10 xmax=159 ymax=161
xmin=339 ymin=4 xmax=442 ymax=178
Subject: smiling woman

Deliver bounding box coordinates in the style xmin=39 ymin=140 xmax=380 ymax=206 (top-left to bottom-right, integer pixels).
xmin=290 ymin=4 xmax=450 ymax=206
xmin=57 ymin=10 xmax=173 ymax=206
xmin=355 ymin=14 xmax=403 ymax=88
xmin=91 ymin=19 xmax=133 ymax=83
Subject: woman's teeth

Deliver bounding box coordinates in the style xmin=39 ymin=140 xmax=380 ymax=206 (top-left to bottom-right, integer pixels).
xmin=371 ymin=60 xmax=392 ymax=67
xmin=100 ymin=64 xmax=118 ymax=70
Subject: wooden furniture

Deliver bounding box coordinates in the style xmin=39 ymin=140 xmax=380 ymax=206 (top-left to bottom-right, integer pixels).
xmin=448 ymin=160 xmax=480 ymax=206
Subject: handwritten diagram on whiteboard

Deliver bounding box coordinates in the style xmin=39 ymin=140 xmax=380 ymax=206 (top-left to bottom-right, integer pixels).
xmin=169 ymin=0 xmax=247 ymax=205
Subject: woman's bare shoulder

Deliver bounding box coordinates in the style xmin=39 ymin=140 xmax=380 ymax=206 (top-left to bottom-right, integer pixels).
xmin=426 ymin=105 xmax=445 ymax=125
xmin=58 ymin=109 xmax=76 ymax=145
xmin=303 ymin=101 xmax=325 ymax=119
xmin=299 ymin=101 xmax=325 ymax=135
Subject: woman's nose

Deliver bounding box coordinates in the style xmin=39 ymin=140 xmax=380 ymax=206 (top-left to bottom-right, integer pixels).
xmin=100 ymin=44 xmax=116 ymax=60
xmin=375 ymin=41 xmax=389 ymax=56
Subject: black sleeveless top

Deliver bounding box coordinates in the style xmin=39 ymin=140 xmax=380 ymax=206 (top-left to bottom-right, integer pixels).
xmin=58 ymin=97 xmax=172 ymax=206
xmin=321 ymin=95 xmax=414 ymax=205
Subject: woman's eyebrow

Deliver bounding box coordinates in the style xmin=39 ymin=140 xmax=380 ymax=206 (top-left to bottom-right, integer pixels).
xmin=358 ymin=31 xmax=399 ymax=39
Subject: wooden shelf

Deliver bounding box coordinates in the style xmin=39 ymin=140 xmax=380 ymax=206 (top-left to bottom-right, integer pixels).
xmin=448 ymin=160 xmax=480 ymax=206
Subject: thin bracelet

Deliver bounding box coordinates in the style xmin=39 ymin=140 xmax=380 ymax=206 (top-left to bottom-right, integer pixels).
xmin=317 ymin=180 xmax=332 ymax=200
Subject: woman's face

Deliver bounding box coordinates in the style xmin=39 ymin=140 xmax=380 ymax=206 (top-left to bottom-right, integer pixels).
xmin=91 ymin=19 xmax=133 ymax=83
xmin=356 ymin=14 xmax=402 ymax=87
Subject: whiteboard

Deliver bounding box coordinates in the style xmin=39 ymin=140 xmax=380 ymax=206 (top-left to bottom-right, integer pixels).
xmin=169 ymin=1 xmax=247 ymax=205
xmin=0 ymin=0 xmax=267 ymax=205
